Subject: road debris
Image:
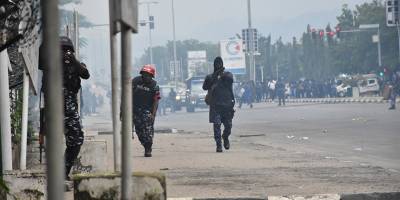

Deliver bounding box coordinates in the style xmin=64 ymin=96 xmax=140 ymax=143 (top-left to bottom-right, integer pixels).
xmin=239 ymin=134 xmax=266 ymax=138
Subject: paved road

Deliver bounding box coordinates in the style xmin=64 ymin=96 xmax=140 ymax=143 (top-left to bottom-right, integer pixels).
xmin=81 ymin=102 xmax=400 ymax=198
xmin=156 ymin=103 xmax=400 ymax=171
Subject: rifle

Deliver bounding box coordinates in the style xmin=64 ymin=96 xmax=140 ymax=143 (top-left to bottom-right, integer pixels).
xmin=39 ymin=89 xmax=46 ymax=164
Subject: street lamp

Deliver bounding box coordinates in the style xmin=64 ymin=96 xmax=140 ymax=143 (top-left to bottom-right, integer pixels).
xmin=139 ymin=1 xmax=158 ymax=65
xmin=247 ymin=0 xmax=256 ymax=81
xmin=171 ymin=0 xmax=178 ymax=89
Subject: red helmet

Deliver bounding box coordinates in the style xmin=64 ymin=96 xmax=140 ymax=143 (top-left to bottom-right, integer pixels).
xmin=140 ymin=64 xmax=156 ymax=77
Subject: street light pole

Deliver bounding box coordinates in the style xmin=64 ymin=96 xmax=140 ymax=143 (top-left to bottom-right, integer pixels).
xmin=378 ymin=27 xmax=382 ymax=67
xmin=359 ymin=24 xmax=382 ymax=67
xmin=172 ymin=0 xmax=178 ymax=88
xmin=397 ymin=22 xmax=400 ymax=63
xmin=140 ymin=1 xmax=158 ymax=65
xmin=147 ymin=3 xmax=153 ymax=65
xmin=247 ymin=0 xmax=255 ymax=81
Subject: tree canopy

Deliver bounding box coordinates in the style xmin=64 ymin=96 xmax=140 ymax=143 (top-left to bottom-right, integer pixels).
xmin=136 ymin=0 xmax=399 ymax=82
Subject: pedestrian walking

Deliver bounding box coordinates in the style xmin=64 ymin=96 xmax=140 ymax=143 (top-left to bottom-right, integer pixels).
xmin=389 ymin=66 xmax=400 ymax=110
xmin=132 ymin=65 xmax=161 ymax=157
xmin=59 ymin=36 xmax=90 ymax=180
xmin=268 ymin=79 xmax=276 ymax=101
xmin=168 ymin=88 xmax=177 ymax=113
xmin=203 ymin=57 xmax=235 ymax=153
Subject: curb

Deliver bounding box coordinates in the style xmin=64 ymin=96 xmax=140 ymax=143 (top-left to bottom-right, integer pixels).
xmin=284 ymin=97 xmax=399 ymax=104
xmin=168 ymin=192 xmax=400 ymax=200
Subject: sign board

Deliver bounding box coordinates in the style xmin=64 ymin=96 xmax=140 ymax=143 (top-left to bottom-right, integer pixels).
xmin=110 ymin=0 xmax=138 ymax=34
xmin=187 ymin=51 xmax=207 ymax=78
xmin=220 ymin=39 xmax=246 ymax=75
xmin=372 ymin=34 xmax=380 ymax=43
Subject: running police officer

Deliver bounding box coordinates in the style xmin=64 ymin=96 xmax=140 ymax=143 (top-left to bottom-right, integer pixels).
xmin=60 ymin=36 xmax=90 ymax=180
xmin=132 ymin=65 xmax=161 ymax=157
xmin=203 ymin=57 xmax=235 ymax=153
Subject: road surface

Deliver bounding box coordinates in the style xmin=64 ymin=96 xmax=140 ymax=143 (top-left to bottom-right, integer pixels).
xmin=83 ymin=102 xmax=400 ymax=198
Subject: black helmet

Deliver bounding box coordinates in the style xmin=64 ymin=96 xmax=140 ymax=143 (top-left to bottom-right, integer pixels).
xmin=60 ymin=36 xmax=75 ymax=52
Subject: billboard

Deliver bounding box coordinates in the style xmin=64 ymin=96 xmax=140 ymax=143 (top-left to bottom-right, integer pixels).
xmin=220 ymin=39 xmax=246 ymax=75
xmin=187 ymin=51 xmax=208 ymax=78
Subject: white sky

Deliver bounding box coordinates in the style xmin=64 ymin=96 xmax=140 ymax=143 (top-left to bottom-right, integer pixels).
xmin=70 ymin=0 xmax=369 ymax=74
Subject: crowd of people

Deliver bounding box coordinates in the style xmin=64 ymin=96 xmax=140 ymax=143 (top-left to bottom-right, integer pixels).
xmin=234 ymin=78 xmax=340 ymax=108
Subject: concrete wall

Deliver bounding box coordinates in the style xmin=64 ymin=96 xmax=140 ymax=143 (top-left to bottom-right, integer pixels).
xmin=2 ymin=170 xmax=46 ymax=200
xmin=73 ymin=172 xmax=166 ymax=200
xmin=71 ymin=139 xmax=109 ymax=174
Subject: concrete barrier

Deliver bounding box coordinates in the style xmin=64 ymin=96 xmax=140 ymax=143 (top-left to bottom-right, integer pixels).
xmin=72 ymin=139 xmax=109 ymax=174
xmin=73 ymin=172 xmax=166 ymax=200
xmin=1 ymin=170 xmax=46 ymax=200
xmin=340 ymin=192 xmax=400 ymax=200
xmin=168 ymin=193 xmax=400 ymax=200
xmin=268 ymin=194 xmax=340 ymax=200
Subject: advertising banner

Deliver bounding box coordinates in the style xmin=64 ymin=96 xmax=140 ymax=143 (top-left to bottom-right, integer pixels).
xmin=220 ymin=39 xmax=246 ymax=75
xmin=187 ymin=51 xmax=208 ymax=78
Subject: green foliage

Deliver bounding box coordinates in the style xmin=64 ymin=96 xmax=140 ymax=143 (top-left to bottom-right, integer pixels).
xmin=137 ymin=0 xmax=398 ymax=82
xmin=59 ymin=9 xmax=93 ymax=29
xmin=255 ymin=0 xmax=399 ymax=80
xmin=10 ymin=89 xmax=22 ymax=145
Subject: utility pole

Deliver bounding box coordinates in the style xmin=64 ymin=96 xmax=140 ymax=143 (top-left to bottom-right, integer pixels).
xmin=147 ymin=4 xmax=153 ymax=65
xmin=0 ymin=50 xmax=12 ymax=172
xmin=378 ymin=27 xmax=382 ymax=67
xmin=109 ymin=1 xmax=137 ymax=198
xmin=140 ymin=1 xmax=158 ymax=65
xmin=172 ymin=0 xmax=178 ymax=88
xmin=120 ymin=25 xmax=133 ymax=200
xmin=397 ymin=22 xmax=400 ymax=63
xmin=108 ymin=0 xmax=121 ymax=172
xmin=247 ymin=0 xmax=255 ymax=81
xmin=41 ymin=0 xmax=65 ymax=199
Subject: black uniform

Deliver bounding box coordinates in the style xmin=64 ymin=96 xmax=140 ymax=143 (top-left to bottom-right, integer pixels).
xmin=62 ymin=54 xmax=90 ymax=178
xmin=275 ymin=80 xmax=286 ymax=106
xmin=203 ymin=69 xmax=235 ymax=152
xmin=132 ymin=76 xmax=160 ymax=151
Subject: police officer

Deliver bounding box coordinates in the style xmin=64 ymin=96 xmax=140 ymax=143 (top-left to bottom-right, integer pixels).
xmin=276 ymin=77 xmax=286 ymax=106
xmin=203 ymin=57 xmax=235 ymax=153
xmin=389 ymin=66 xmax=400 ymax=110
xmin=60 ymin=36 xmax=90 ymax=180
xmin=132 ymin=65 xmax=160 ymax=157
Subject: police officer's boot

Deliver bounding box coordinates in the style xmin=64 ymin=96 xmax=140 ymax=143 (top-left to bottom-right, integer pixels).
xmin=216 ymin=143 xmax=223 ymax=153
xmin=222 ymin=134 xmax=230 ymax=150
xmin=144 ymin=143 xmax=152 ymax=157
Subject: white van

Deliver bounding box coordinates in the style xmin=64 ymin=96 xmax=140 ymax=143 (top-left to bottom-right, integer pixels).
xmin=357 ymin=74 xmax=380 ymax=96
